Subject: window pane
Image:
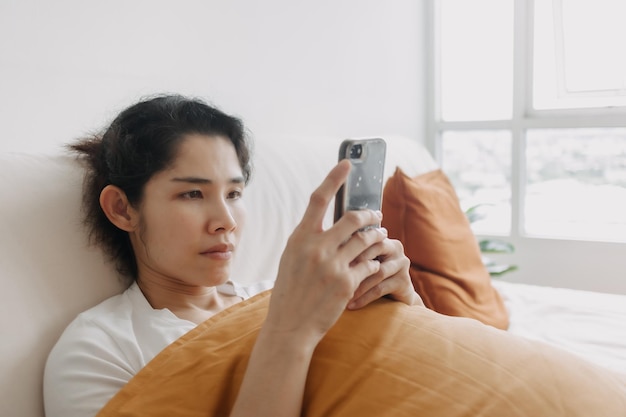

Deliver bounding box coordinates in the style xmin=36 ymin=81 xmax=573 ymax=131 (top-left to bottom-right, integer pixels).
xmin=525 ymin=128 xmax=626 ymax=241
xmin=439 ymin=0 xmax=513 ymax=121
xmin=533 ymin=0 xmax=626 ymax=110
xmin=441 ymin=131 xmax=511 ymax=235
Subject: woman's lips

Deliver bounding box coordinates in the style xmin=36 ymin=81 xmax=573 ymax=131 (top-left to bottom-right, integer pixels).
xmin=200 ymin=244 xmax=234 ymax=260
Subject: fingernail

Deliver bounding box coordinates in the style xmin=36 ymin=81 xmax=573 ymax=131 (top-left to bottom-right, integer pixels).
xmin=375 ymin=210 xmax=383 ymax=219
xmin=379 ymin=227 xmax=388 ymax=236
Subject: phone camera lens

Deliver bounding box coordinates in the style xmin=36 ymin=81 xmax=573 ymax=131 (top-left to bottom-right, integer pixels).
xmin=350 ymin=144 xmax=363 ymax=159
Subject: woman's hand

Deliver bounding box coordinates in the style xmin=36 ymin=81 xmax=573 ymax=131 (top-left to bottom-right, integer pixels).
xmin=346 ymin=227 xmax=421 ymax=310
xmin=265 ymin=160 xmax=390 ymax=347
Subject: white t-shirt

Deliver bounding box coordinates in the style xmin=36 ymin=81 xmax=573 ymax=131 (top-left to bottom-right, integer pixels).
xmin=43 ymin=280 xmax=272 ymax=417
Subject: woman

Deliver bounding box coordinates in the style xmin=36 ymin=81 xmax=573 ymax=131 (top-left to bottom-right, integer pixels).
xmin=43 ymin=94 xmax=419 ymax=417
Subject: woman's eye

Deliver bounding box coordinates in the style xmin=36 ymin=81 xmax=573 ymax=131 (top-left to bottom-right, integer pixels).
xmin=181 ymin=190 xmax=203 ymax=199
xmin=228 ymin=190 xmax=243 ymax=200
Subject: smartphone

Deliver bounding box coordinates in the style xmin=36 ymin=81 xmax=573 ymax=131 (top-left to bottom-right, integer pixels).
xmin=334 ymin=138 xmax=387 ymax=226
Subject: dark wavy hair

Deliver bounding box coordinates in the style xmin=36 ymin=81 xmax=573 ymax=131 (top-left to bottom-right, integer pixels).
xmin=69 ymin=94 xmax=252 ymax=282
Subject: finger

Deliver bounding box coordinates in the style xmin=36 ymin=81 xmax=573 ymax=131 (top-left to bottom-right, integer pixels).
xmin=298 ymin=160 xmax=351 ymax=231
xmin=348 ymin=273 xmax=416 ymax=310
xmin=348 ymin=276 xmax=390 ymax=310
xmin=349 ymin=247 xmax=414 ymax=308
xmin=349 ymin=258 xmax=382 ymax=287
xmin=338 ymin=225 xmax=387 ymax=262
xmin=351 ymin=227 xmax=389 ymax=261
xmin=330 ymin=209 xmax=383 ymax=249
xmin=349 ymin=257 xmax=389 ymax=301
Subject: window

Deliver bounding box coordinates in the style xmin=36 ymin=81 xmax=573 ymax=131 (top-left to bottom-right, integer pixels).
xmin=534 ymin=0 xmax=626 ymax=110
xmin=429 ymin=0 xmax=626 ymax=243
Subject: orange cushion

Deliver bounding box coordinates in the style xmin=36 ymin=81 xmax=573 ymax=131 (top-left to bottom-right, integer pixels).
xmin=97 ymin=290 xmax=626 ymax=417
xmin=382 ymin=168 xmax=509 ymax=329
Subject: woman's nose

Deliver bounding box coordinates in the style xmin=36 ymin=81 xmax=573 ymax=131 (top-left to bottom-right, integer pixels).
xmin=208 ymin=200 xmax=237 ymax=233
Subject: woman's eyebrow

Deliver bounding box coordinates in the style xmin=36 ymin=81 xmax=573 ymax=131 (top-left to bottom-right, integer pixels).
xmin=171 ymin=176 xmax=245 ymax=184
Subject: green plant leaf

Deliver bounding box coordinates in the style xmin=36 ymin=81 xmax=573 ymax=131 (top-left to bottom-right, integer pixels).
xmin=465 ymin=204 xmax=489 ymax=223
xmin=479 ymin=239 xmax=515 ymax=254
xmin=465 ymin=203 xmax=518 ymax=277
xmin=486 ymin=264 xmax=518 ymax=277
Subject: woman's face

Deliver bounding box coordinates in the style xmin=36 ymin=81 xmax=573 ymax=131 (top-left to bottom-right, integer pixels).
xmin=129 ymin=134 xmax=246 ymax=288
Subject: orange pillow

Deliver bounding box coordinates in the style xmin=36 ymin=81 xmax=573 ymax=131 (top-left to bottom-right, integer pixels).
xmin=98 ymin=290 xmax=626 ymax=417
xmin=382 ymin=168 xmax=509 ymax=329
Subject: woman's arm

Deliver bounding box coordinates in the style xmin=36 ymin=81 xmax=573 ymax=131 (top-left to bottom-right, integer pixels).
xmin=230 ymin=160 xmax=417 ymax=416
xmin=228 ymin=322 xmax=316 ymax=416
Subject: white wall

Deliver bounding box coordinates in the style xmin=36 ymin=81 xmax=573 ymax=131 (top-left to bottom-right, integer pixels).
xmin=485 ymin=237 xmax=626 ymax=295
xmin=0 ymin=0 xmax=425 ymax=154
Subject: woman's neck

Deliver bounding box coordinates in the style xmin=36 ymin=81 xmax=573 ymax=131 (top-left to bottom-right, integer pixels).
xmin=136 ymin=277 xmax=242 ymax=324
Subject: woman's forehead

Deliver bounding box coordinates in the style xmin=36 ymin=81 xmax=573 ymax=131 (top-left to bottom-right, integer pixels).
xmin=161 ymin=134 xmax=242 ymax=178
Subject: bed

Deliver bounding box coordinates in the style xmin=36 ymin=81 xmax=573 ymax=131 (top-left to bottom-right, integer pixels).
xmin=1 ymin=134 xmax=625 ymax=417
xmin=495 ymin=280 xmax=626 ymax=378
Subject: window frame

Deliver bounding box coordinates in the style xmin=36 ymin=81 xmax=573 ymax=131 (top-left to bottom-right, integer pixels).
xmin=425 ymin=0 xmax=626 ymax=241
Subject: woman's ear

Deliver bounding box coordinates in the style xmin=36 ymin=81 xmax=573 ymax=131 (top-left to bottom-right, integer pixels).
xmin=99 ymin=185 xmax=137 ymax=232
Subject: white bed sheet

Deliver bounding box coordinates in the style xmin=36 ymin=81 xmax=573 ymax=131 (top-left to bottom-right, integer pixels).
xmin=493 ymin=281 xmax=626 ymax=379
